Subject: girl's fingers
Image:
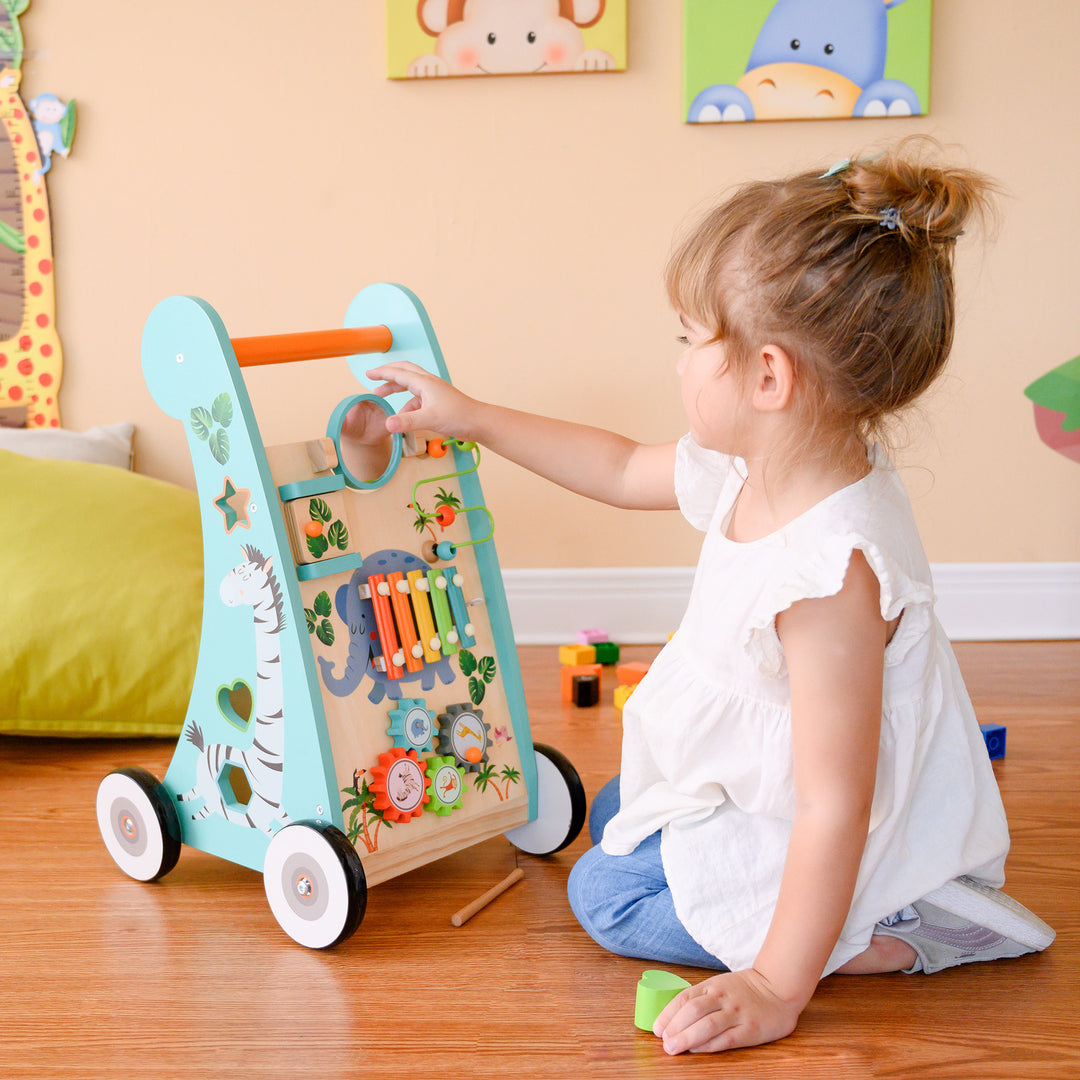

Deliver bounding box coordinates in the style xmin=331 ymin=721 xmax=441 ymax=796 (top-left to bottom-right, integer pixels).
xmin=662 ymin=1004 xmax=740 ymax=1055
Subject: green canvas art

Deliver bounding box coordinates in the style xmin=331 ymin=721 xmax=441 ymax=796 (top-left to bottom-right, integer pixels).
xmin=683 ymin=0 xmax=931 ymax=123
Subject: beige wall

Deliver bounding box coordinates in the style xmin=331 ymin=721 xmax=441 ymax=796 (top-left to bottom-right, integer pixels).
xmin=30 ymin=2 xmax=1080 ymax=568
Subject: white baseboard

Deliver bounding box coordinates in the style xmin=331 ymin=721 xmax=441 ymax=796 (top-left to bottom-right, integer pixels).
xmin=502 ymin=563 xmax=1080 ymax=644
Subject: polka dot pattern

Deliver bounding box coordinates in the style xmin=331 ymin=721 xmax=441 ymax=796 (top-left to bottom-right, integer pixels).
xmin=0 ymin=75 xmax=63 ymax=428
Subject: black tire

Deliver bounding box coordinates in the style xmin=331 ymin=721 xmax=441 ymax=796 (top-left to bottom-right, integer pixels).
xmin=96 ymin=766 xmax=182 ymax=882
xmin=263 ymin=822 xmax=367 ymax=949
xmin=504 ymin=743 xmax=587 ymax=855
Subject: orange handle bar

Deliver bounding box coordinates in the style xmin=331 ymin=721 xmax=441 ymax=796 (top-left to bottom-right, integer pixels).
xmin=230 ymin=325 xmax=393 ymax=367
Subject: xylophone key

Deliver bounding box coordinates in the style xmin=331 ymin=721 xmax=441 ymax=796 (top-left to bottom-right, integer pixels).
xmin=407 ymin=569 xmax=443 ymax=663
xmin=387 ymin=571 xmax=424 ymax=673
xmin=367 ymin=574 xmax=405 ymax=680
xmin=443 ymin=566 xmax=477 ymax=648
xmin=427 ymin=569 xmax=459 ymax=655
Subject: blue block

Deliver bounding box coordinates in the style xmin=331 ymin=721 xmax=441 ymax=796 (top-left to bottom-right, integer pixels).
xmin=979 ymin=723 xmax=1007 ymax=760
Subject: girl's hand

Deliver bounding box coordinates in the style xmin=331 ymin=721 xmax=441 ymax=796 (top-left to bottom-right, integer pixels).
xmin=365 ymin=361 xmax=480 ymax=442
xmin=653 ymin=968 xmax=802 ymax=1054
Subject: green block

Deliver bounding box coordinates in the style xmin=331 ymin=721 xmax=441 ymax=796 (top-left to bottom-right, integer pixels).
xmin=594 ymin=641 xmax=620 ymax=665
xmin=634 ymin=969 xmax=691 ymax=1032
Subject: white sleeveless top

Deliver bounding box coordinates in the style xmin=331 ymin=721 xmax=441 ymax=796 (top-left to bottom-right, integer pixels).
xmin=601 ymin=435 xmax=1010 ymax=974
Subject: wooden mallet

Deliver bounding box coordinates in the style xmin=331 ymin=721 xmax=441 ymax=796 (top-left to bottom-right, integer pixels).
xmin=451 ymin=867 xmax=525 ymax=927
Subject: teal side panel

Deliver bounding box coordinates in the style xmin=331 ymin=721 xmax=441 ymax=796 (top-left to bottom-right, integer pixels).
xmin=343 ymin=283 xmax=539 ymax=821
xmin=142 ymin=296 xmax=342 ymax=872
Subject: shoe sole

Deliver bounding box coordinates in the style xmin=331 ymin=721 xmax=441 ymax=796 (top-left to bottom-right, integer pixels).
xmin=924 ymin=877 xmax=1056 ymax=951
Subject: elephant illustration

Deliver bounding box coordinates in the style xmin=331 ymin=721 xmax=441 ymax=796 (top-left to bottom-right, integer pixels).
xmin=317 ymin=549 xmax=457 ymax=704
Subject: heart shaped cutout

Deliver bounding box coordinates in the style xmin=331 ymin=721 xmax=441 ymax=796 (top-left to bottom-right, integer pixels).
xmin=217 ymin=680 xmax=253 ymax=731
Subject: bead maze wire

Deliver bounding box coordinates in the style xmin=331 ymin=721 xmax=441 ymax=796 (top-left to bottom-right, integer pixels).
xmin=411 ymin=439 xmax=495 ymax=549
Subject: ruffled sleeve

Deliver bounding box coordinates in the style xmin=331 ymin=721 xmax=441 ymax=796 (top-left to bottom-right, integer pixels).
xmin=675 ymin=434 xmax=739 ymax=532
xmin=744 ymin=533 xmax=935 ymax=679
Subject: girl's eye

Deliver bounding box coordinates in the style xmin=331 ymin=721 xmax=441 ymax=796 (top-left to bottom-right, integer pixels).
xmin=527 ymin=31 xmax=536 ymax=43
xmin=487 ymin=32 xmax=496 ymax=44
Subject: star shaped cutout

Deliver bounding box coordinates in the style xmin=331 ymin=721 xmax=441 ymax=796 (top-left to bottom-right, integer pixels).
xmin=214 ymin=475 xmax=252 ymax=533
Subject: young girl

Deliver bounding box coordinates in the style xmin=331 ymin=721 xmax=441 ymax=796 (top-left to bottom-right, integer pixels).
xmin=362 ymin=142 xmax=1055 ymax=1055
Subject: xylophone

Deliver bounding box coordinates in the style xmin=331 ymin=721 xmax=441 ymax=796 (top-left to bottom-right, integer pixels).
xmin=96 ymin=283 xmax=586 ymax=948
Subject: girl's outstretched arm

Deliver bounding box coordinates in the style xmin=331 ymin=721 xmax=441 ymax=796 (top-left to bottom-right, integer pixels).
xmin=365 ymin=360 xmax=678 ymax=511
xmin=654 ymin=550 xmax=888 ymax=1054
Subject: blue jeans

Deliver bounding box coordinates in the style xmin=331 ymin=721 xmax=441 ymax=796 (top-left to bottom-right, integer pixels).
xmin=566 ymin=776 xmax=729 ymax=970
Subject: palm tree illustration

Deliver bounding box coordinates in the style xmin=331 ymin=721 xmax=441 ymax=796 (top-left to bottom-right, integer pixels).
xmin=341 ymin=774 xmax=392 ymax=853
xmin=473 ymin=763 xmax=521 ymax=802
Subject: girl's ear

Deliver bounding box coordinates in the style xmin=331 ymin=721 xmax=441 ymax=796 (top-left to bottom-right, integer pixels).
xmin=752 ymin=344 xmax=795 ymax=413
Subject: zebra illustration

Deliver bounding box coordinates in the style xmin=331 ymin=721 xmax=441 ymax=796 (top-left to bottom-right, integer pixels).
xmin=176 ymin=545 xmax=291 ymax=834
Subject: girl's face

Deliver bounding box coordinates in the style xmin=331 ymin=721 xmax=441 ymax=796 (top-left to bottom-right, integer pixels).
xmin=676 ymin=314 xmax=745 ymax=454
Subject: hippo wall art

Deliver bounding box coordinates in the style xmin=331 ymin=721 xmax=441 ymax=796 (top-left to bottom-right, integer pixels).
xmin=683 ymin=0 xmax=931 ymax=123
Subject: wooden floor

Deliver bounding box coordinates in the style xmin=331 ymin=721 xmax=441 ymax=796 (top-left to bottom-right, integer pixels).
xmin=1 ymin=642 xmax=1077 ymax=1079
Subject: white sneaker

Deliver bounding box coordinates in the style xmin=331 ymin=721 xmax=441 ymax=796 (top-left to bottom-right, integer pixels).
xmin=875 ymin=877 xmax=1055 ymax=975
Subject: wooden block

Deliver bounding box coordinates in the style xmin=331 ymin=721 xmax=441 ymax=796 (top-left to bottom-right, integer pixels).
xmin=571 ymin=674 xmax=600 ymax=707
xmin=594 ymin=641 xmax=620 ymax=665
xmin=980 ymin=722 xmax=1006 ymax=760
xmin=577 ymin=628 xmax=609 ymax=645
xmin=560 ymin=644 xmax=596 ymax=666
xmin=616 ymin=661 xmax=651 ymax=685
xmin=614 ymin=684 xmax=635 ymax=711
xmin=284 ymin=489 xmax=354 ymax=566
xmin=561 ymin=664 xmax=602 ymax=704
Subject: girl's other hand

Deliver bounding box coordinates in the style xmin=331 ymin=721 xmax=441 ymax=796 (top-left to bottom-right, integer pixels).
xmin=365 ymin=361 xmax=479 ymax=442
xmin=653 ymin=968 xmax=801 ymax=1054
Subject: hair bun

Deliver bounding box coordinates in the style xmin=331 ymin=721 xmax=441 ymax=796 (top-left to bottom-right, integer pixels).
xmin=841 ymin=137 xmax=996 ymax=245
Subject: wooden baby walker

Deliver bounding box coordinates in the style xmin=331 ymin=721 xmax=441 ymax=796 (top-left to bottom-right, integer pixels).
xmin=96 ymin=283 xmax=586 ymax=948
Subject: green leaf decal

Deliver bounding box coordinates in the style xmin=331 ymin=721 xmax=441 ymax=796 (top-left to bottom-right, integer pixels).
xmin=309 ymin=497 xmax=333 ymax=523
xmin=209 ymin=428 xmax=230 ymax=465
xmin=190 ymin=406 xmax=212 ymax=440
xmin=0 ymin=220 xmax=25 ymax=254
xmin=327 ymin=519 xmax=349 ymax=550
xmin=478 ymin=656 xmax=497 ymax=684
xmin=211 ymin=392 xmax=234 ymax=427
xmin=316 ymin=619 xmax=335 ymax=646
xmin=307 ymin=533 xmax=329 ymax=559
xmin=468 ymin=676 xmax=486 ymax=706
xmin=458 ymin=649 xmax=477 ymax=676
xmin=60 ymin=99 xmax=76 ymax=149
xmin=313 ymin=590 xmax=332 ymax=618
xmin=305 ymin=608 xmax=316 ymax=633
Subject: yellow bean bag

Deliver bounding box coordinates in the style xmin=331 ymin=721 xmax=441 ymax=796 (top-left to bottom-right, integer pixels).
xmin=0 ymin=449 xmax=202 ymax=736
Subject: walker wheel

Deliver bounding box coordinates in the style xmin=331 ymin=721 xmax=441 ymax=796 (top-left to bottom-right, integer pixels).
xmin=96 ymin=767 xmax=182 ymax=882
xmin=263 ymin=822 xmax=367 ymax=949
xmin=504 ymin=743 xmax=586 ymax=856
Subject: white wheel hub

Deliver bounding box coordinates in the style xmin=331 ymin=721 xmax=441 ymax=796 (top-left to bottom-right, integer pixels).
xmin=505 ymin=751 xmax=574 ymax=855
xmin=96 ymin=772 xmax=168 ymax=882
xmin=263 ymin=824 xmax=352 ymax=949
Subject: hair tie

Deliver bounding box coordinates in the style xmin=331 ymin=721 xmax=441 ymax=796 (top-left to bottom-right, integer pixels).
xmin=879 ymin=206 xmax=901 ymax=230
xmin=819 ymin=158 xmax=851 ymax=179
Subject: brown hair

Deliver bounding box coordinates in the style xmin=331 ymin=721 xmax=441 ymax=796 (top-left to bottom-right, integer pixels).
xmin=665 ymin=138 xmax=997 ymax=468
